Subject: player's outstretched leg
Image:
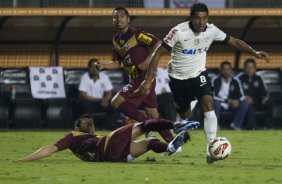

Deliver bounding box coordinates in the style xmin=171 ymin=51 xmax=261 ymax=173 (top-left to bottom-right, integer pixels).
xmin=200 ymin=95 xmax=218 ymax=164
xmin=166 ymin=131 xmax=190 ymax=156
xmin=130 ymin=138 xmax=168 ymax=159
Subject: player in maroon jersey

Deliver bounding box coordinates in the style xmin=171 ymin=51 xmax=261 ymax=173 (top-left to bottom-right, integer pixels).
xmin=15 ymin=114 xmax=199 ymax=163
xmin=95 ymin=7 xmax=174 ymax=142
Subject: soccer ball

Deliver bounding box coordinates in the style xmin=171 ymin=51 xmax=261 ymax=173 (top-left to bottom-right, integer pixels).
xmin=208 ymin=137 xmax=232 ymax=160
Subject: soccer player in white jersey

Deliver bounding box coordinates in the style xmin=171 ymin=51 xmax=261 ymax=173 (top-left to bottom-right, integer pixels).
xmin=138 ymin=3 xmax=270 ymax=163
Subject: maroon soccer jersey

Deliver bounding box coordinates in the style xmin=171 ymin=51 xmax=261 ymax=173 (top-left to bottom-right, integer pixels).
xmin=54 ymin=125 xmax=134 ymax=162
xmin=112 ymin=27 xmax=159 ymax=108
xmin=112 ymin=27 xmax=159 ymax=81
xmin=54 ymin=131 xmax=106 ymax=162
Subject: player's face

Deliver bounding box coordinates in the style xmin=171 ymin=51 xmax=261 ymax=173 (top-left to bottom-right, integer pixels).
xmin=79 ymin=118 xmax=95 ymax=134
xmin=245 ymin=63 xmax=256 ymax=77
xmin=191 ymin=11 xmax=208 ymax=32
xmin=113 ymin=10 xmax=130 ymax=29
xmin=221 ymin=64 xmax=232 ymax=79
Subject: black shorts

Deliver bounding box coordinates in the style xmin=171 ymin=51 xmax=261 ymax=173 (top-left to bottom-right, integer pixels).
xmin=169 ymin=71 xmax=212 ymax=113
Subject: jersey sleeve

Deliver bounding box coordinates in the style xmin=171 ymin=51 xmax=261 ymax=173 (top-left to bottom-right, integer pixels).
xmin=101 ymin=72 xmax=113 ymax=91
xmin=136 ymin=30 xmax=159 ymax=48
xmin=213 ymin=25 xmax=229 ymax=42
xmin=78 ymin=73 xmax=88 ymax=92
xmin=162 ymin=26 xmax=179 ymax=52
xmin=54 ymin=133 xmax=74 ymax=151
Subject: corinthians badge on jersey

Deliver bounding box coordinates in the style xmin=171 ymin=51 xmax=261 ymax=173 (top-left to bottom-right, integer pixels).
xmin=194 ymin=38 xmax=200 ymax=45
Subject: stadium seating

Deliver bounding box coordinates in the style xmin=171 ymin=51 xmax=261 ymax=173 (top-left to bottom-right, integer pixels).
xmin=257 ymin=69 xmax=282 ymax=95
xmin=0 ymin=98 xmax=9 ymax=128
xmin=0 ymin=45 xmax=51 ymax=68
xmin=13 ymin=98 xmax=42 ymax=128
xmin=44 ymin=99 xmax=73 ymax=129
xmin=0 ymin=68 xmax=39 ymax=128
xmin=272 ymin=103 xmax=282 ymax=128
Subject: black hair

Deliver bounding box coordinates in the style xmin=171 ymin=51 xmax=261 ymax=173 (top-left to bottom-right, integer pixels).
xmin=113 ymin=7 xmax=130 ymax=17
xmin=244 ymin=58 xmax=257 ymax=68
xmin=88 ymin=58 xmax=98 ymax=68
xmin=190 ymin=3 xmax=209 ymax=17
xmin=75 ymin=114 xmax=93 ymax=128
xmin=220 ymin=61 xmax=232 ymax=69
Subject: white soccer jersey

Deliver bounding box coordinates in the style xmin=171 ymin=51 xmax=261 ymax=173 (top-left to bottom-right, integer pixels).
xmin=163 ymin=21 xmax=228 ymax=80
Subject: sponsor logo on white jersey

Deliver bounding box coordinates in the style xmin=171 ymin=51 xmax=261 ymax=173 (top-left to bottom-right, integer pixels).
xmin=181 ymin=47 xmax=208 ymax=55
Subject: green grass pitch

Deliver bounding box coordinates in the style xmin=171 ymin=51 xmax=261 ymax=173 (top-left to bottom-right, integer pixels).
xmin=0 ymin=129 xmax=281 ymax=184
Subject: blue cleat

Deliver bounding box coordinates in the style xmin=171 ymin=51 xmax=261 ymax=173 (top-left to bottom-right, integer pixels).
xmin=173 ymin=119 xmax=200 ymax=134
xmin=166 ymin=131 xmax=190 ymax=156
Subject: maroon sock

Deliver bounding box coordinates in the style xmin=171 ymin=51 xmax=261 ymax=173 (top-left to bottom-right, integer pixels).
xmin=158 ymin=130 xmax=174 ymax=143
xmin=148 ymin=139 xmax=168 ymax=153
xmin=141 ymin=119 xmax=174 ymax=131
xmin=157 ymin=115 xmax=175 ymax=143
xmin=118 ymin=101 xmax=147 ymax=122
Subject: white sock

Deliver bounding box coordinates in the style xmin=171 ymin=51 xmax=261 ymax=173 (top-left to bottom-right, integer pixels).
xmin=204 ymin=111 xmax=217 ymax=144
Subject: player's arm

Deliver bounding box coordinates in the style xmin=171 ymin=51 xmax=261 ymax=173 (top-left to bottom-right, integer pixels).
xmin=138 ymin=40 xmax=162 ymax=71
xmin=96 ymin=46 xmax=123 ymax=70
xmin=227 ymin=37 xmax=270 ymax=63
xmin=95 ymin=60 xmax=122 ymax=71
xmin=15 ymin=145 xmax=58 ymax=163
xmin=139 ymin=43 xmax=169 ymax=94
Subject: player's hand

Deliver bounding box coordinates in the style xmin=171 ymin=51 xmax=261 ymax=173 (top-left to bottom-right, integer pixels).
xmin=255 ymin=51 xmax=270 ymax=63
xmin=138 ymin=80 xmax=152 ymax=95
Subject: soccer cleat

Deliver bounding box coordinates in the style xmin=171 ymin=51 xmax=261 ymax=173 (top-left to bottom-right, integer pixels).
xmin=166 ymin=131 xmax=190 ymax=156
xmin=173 ymin=119 xmax=200 ymax=134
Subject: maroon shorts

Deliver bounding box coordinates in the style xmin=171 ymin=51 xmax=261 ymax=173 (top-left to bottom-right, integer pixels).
xmin=103 ymin=124 xmax=134 ymax=162
xmin=119 ymin=79 xmax=157 ymax=108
